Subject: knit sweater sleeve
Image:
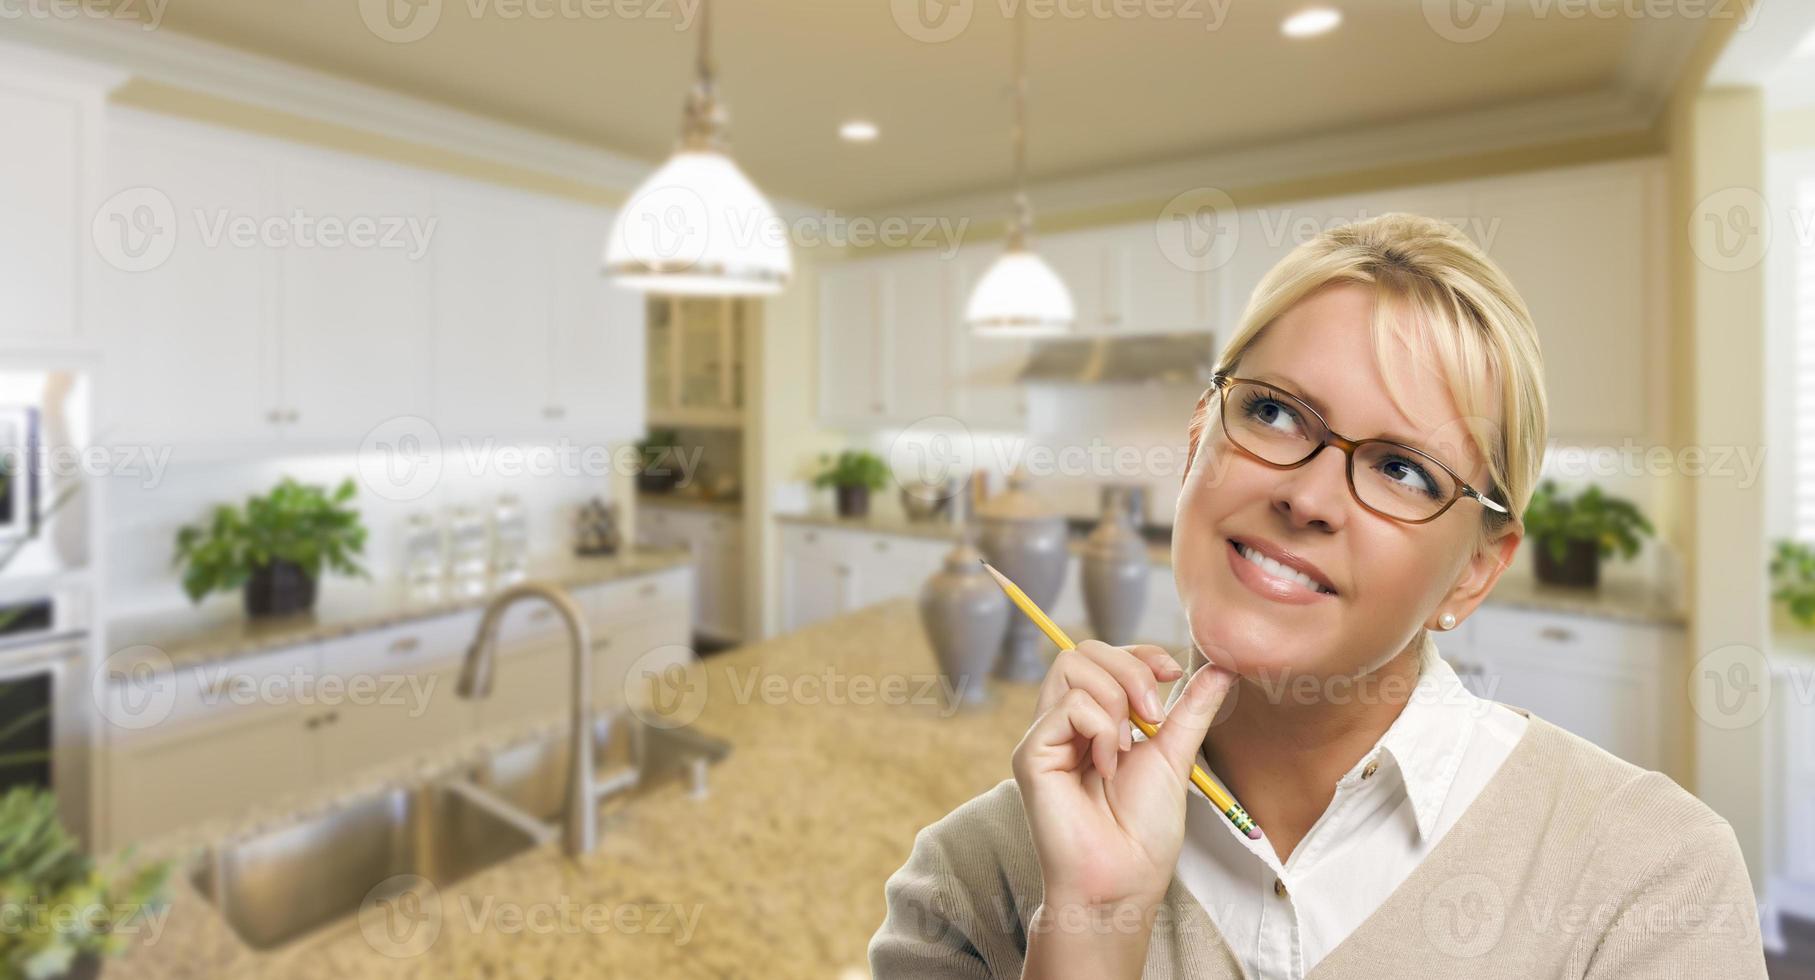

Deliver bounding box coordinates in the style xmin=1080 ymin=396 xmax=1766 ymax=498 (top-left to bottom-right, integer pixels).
xmin=868 ymin=781 xmax=1035 ymax=979
xmin=1580 ymin=816 xmax=1768 ymax=979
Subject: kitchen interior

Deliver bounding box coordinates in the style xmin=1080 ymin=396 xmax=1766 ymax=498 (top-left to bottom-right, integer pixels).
xmin=1 ymin=1 xmax=1813 ymax=977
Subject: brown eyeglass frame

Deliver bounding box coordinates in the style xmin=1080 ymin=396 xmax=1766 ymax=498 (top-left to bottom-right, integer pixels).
xmin=1209 ymin=373 xmax=1512 ymax=525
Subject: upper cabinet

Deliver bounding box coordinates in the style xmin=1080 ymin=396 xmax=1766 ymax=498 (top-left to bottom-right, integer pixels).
xmin=91 ymin=110 xmax=644 ymax=454
xmin=647 ymin=295 xmax=747 ymax=429
xmin=0 ymin=60 xmax=106 ymax=345
xmin=817 ymin=252 xmax=954 ymax=428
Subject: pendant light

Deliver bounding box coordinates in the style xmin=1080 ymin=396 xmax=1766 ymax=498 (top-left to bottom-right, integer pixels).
xmin=604 ymin=0 xmax=790 ymax=296
xmin=965 ymin=6 xmax=1073 ymax=336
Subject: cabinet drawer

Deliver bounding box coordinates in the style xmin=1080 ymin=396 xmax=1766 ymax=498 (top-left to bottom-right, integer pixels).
xmin=101 ymin=643 xmax=320 ymax=737
xmin=583 ymin=568 xmax=692 ymax=626
xmin=592 ymin=609 xmax=694 ymax=708
xmin=319 ymin=609 xmax=482 ymax=677
xmin=1469 ymin=605 xmax=1670 ymax=664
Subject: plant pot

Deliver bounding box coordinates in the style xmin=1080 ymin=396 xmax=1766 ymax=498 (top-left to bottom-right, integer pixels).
xmin=63 ymin=954 xmax=101 ymax=980
xmin=835 ymin=484 xmax=871 ymax=518
xmin=1533 ymin=537 xmax=1599 ymax=589
xmin=636 ymin=466 xmax=681 ymax=494
xmin=243 ymin=559 xmax=318 ymax=617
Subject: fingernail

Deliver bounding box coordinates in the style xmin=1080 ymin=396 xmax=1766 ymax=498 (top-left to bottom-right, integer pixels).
xmin=1121 ymin=720 xmax=1132 ymax=751
xmin=1142 ymin=689 xmax=1162 ymax=722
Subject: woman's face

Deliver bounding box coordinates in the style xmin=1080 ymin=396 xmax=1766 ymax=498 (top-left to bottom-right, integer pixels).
xmin=1173 ymin=282 xmax=1520 ymax=686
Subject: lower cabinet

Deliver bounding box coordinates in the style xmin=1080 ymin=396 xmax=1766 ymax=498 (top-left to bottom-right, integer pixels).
xmin=637 ymin=504 xmax=743 ymax=642
xmin=778 ymin=524 xmax=949 ymax=632
xmin=101 ymin=568 xmax=694 ymax=848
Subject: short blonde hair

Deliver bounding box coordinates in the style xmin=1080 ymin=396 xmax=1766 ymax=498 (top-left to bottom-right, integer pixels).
xmin=1185 ymin=212 xmax=1547 ymax=556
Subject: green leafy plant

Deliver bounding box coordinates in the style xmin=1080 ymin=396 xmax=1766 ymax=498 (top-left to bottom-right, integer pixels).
xmin=1521 ymin=479 xmax=1654 ymax=565
xmin=812 ymin=450 xmax=889 ymax=491
xmin=172 ymin=477 xmax=369 ymax=604
xmin=1769 ymin=539 xmax=1815 ymax=627
xmin=0 ymin=787 xmax=171 ymax=979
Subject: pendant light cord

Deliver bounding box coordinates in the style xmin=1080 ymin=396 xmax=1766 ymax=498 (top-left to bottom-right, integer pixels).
xmin=681 ymin=0 xmax=725 ymax=149
xmin=1009 ymin=5 xmax=1031 ymax=249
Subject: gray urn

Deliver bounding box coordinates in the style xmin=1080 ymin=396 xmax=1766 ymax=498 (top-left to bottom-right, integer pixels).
xmin=1082 ymin=491 xmax=1150 ymax=646
xmin=977 ymin=472 xmax=1069 ymax=683
xmin=918 ymin=535 xmax=1010 ymax=708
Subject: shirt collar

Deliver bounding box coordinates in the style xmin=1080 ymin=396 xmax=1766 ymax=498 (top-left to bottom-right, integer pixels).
xmin=1166 ymin=631 xmax=1487 ymax=842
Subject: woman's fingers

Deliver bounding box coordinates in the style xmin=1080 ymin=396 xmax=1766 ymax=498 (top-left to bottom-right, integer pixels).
xmin=1016 ymin=688 xmax=1122 ymax=782
xmin=1150 ymin=664 xmax=1238 ymax=780
xmin=1077 ymin=642 xmax=1173 ymax=725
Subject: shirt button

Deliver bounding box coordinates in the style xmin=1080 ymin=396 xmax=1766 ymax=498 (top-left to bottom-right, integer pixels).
xmin=1274 ymin=878 xmax=1288 ymax=898
xmin=1362 ymin=759 xmax=1380 ymax=780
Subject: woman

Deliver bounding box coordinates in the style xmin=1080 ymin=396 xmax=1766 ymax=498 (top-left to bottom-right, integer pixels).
xmin=869 ymin=213 xmax=1765 ymax=979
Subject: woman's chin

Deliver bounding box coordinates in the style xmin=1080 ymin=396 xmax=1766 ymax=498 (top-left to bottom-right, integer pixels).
xmin=1184 ymin=610 xmax=1326 ymax=683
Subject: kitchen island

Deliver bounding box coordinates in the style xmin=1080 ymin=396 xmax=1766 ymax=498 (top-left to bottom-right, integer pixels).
xmin=108 ymin=597 xmax=1052 ymax=978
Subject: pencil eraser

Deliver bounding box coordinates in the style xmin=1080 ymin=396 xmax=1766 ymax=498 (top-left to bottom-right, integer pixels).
xmin=1247 ymin=827 xmax=1264 ymax=840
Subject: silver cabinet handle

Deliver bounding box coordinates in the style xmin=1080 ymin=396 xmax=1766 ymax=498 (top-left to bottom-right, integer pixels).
xmin=306 ymin=715 xmax=322 ymax=730
xmin=285 ymin=409 xmax=300 ymax=423
xmin=206 ymin=675 xmax=251 ymax=698
xmin=389 ymin=636 xmax=421 ymax=655
xmin=1538 ymin=626 xmax=1575 ymax=643
xmin=873 ymin=539 xmax=890 ymax=553
xmin=804 ymin=531 xmax=818 ymax=543
xmin=267 ymin=409 xmax=283 ymax=424
xmin=638 ymin=582 xmax=659 ymax=598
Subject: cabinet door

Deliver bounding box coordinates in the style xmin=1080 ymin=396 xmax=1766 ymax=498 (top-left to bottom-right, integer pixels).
xmin=949 ymin=250 xmax=1031 ymax=431
xmin=879 ymin=254 xmax=952 ymax=422
xmin=1127 ymin=219 xmax=1217 ymax=333
xmin=592 ymin=603 xmax=692 ymax=709
xmin=275 ymin=160 xmax=435 ymax=443
xmin=314 ymin=612 xmax=481 ymax=773
xmin=108 ymin=706 xmax=317 ymax=846
xmin=429 ymin=187 xmax=552 ymax=437
xmin=1471 ymin=165 xmax=1652 ymax=444
xmin=699 ymin=513 xmax=743 ymax=640
xmin=780 ymin=525 xmax=856 ymax=631
xmin=475 ymin=641 xmax=569 ymax=729
xmin=92 ymin=120 xmax=279 ymax=448
xmin=549 ymin=204 xmax=644 ymax=441
xmin=819 ymin=263 xmax=884 ymax=423
xmin=0 ymin=76 xmax=82 ymax=340
xmin=1041 ymin=228 xmax=1127 ymax=334
xmin=849 ymin=532 xmax=947 ymax=608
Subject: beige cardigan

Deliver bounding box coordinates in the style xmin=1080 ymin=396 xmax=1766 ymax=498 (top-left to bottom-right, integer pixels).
xmin=867 ymin=707 xmax=1767 ymax=978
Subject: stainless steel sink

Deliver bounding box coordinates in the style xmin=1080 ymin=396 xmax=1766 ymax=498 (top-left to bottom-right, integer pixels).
xmin=192 ymin=780 xmax=542 ymax=950
xmin=470 ymin=715 xmax=731 ymax=824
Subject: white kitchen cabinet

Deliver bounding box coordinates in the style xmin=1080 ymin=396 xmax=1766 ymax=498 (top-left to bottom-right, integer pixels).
xmin=637 ymin=504 xmax=743 ymax=642
xmin=778 ymin=524 xmax=857 ymax=632
xmin=0 ymin=64 xmax=98 ymax=343
xmin=949 ymin=249 xmax=1033 ymax=432
xmin=548 ymin=206 xmax=645 ymax=442
xmin=846 ymin=531 xmax=952 ymax=609
xmin=1436 ymin=604 xmax=1684 ymax=777
xmin=1128 ymin=217 xmax=1220 ymax=333
xmin=878 ymin=252 xmax=953 ymax=423
xmin=93 ymin=116 xmax=281 ymax=449
xmin=431 ymin=186 xmax=552 ymax=436
xmin=591 ymin=602 xmax=692 ymax=709
xmin=1041 ymin=226 xmax=1130 ymax=334
xmin=314 ymin=611 xmax=482 ymax=772
xmin=818 ymin=262 xmax=884 ymax=425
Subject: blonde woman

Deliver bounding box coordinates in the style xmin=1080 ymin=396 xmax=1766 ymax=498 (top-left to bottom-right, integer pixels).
xmin=869 ymin=213 xmax=1765 ymax=978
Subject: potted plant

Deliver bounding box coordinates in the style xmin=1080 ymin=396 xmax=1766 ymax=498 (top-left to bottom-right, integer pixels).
xmin=1521 ymin=479 xmax=1654 ymax=589
xmin=0 ymin=787 xmax=171 ymax=979
xmin=635 ymin=427 xmax=683 ymax=494
xmin=173 ymin=476 xmax=369 ymax=617
xmin=812 ymin=449 xmax=890 ymax=518
xmin=1769 ymin=539 xmax=1815 ymax=630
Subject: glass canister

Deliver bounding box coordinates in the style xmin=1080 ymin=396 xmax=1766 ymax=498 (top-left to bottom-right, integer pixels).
xmin=447 ymin=505 xmax=490 ymax=598
xmin=402 ymin=511 xmax=446 ymax=603
xmin=491 ymin=493 xmax=529 ymax=587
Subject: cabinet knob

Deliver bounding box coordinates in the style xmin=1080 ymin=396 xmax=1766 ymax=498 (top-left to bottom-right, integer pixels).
xmin=639 ymin=582 xmax=659 ymax=597
xmin=804 ymin=531 xmax=817 ymax=543
xmin=1538 ymin=626 xmax=1575 ymax=643
xmin=873 ymin=540 xmax=889 ymax=553
xmin=287 ymin=409 xmax=300 ymax=423
xmin=388 ymin=636 xmax=421 ymax=655
xmin=872 ymin=400 xmax=884 ymax=413
xmin=306 ymin=715 xmax=322 ymax=730
xmin=267 ymin=409 xmax=283 ymax=424
xmin=323 ymin=710 xmax=339 ymax=725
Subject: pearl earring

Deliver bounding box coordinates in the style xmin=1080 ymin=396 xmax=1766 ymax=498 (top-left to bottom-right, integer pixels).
xmin=1438 ymin=612 xmax=1456 ymax=630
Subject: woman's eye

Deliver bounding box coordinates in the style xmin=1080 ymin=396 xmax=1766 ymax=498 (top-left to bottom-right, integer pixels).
xmin=1244 ymin=396 xmax=1302 ymax=433
xmin=1380 ymin=457 xmax=1439 ymax=498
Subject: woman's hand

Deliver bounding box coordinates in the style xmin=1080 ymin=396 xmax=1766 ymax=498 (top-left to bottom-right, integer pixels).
xmin=1013 ymin=640 xmax=1237 ymax=912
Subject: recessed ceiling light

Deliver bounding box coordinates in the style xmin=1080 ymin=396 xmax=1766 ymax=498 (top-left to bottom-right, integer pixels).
xmin=839 ymin=120 xmax=879 ymax=143
xmin=1281 ymin=6 xmax=1341 ymax=38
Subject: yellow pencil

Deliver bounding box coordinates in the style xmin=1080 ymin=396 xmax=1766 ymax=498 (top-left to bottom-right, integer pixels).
xmin=980 ymin=559 xmax=1263 ymax=840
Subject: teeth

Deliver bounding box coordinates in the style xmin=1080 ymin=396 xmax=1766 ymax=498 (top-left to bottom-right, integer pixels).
xmin=1237 ymin=542 xmax=1332 ymax=595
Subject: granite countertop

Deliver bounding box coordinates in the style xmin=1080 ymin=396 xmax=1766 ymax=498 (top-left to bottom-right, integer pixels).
xmin=776 ymin=510 xmax=1174 ymax=567
xmin=105 ymin=548 xmax=694 ymax=673
xmin=774 ymin=511 xmax=1686 ymax=628
xmin=637 ymin=491 xmax=743 ymax=515
xmin=107 ymin=597 xmax=1040 ymax=979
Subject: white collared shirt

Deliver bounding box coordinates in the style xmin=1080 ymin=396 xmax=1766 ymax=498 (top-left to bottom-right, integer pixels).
xmin=1165 ymin=633 xmax=1528 ymax=980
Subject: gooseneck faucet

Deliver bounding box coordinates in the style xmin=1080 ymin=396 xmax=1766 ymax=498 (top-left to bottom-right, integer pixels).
xmin=456 ymin=582 xmax=597 ymax=857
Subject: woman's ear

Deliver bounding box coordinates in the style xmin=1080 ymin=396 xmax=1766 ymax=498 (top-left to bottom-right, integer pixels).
xmin=1435 ymin=526 xmax=1522 ymax=629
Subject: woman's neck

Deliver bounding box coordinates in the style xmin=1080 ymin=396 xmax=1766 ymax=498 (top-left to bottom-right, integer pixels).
xmin=1200 ymin=639 xmax=1425 ymax=865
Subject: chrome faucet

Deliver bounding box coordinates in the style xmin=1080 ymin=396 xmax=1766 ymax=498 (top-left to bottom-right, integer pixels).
xmin=457 ymin=582 xmax=599 ymax=857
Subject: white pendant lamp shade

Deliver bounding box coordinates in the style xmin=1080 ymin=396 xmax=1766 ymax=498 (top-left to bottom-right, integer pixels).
xmin=603 ymin=0 xmax=790 ymax=297
xmin=605 ymin=149 xmax=791 ymax=296
xmin=964 ymin=246 xmax=1074 ymax=336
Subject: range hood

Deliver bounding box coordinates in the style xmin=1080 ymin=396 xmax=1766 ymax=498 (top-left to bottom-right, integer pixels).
xmin=1015 ymin=333 xmax=1216 ymax=386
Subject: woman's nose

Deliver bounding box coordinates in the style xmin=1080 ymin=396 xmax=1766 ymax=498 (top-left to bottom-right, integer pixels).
xmin=1271 ymin=442 xmax=1350 ymax=530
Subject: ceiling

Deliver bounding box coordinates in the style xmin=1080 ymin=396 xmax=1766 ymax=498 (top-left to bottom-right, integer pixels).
xmin=102 ymin=0 xmax=1702 ymax=210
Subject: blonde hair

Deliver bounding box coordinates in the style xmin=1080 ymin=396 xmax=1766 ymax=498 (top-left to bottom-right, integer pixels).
xmin=1185 ymin=212 xmax=1547 ymax=557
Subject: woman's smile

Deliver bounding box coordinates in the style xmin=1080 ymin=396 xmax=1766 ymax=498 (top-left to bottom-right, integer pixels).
xmin=1225 ymin=536 xmax=1339 ymax=605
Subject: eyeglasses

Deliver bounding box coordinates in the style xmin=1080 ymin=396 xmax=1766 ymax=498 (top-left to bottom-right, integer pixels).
xmin=1209 ymin=373 xmax=1511 ymax=525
